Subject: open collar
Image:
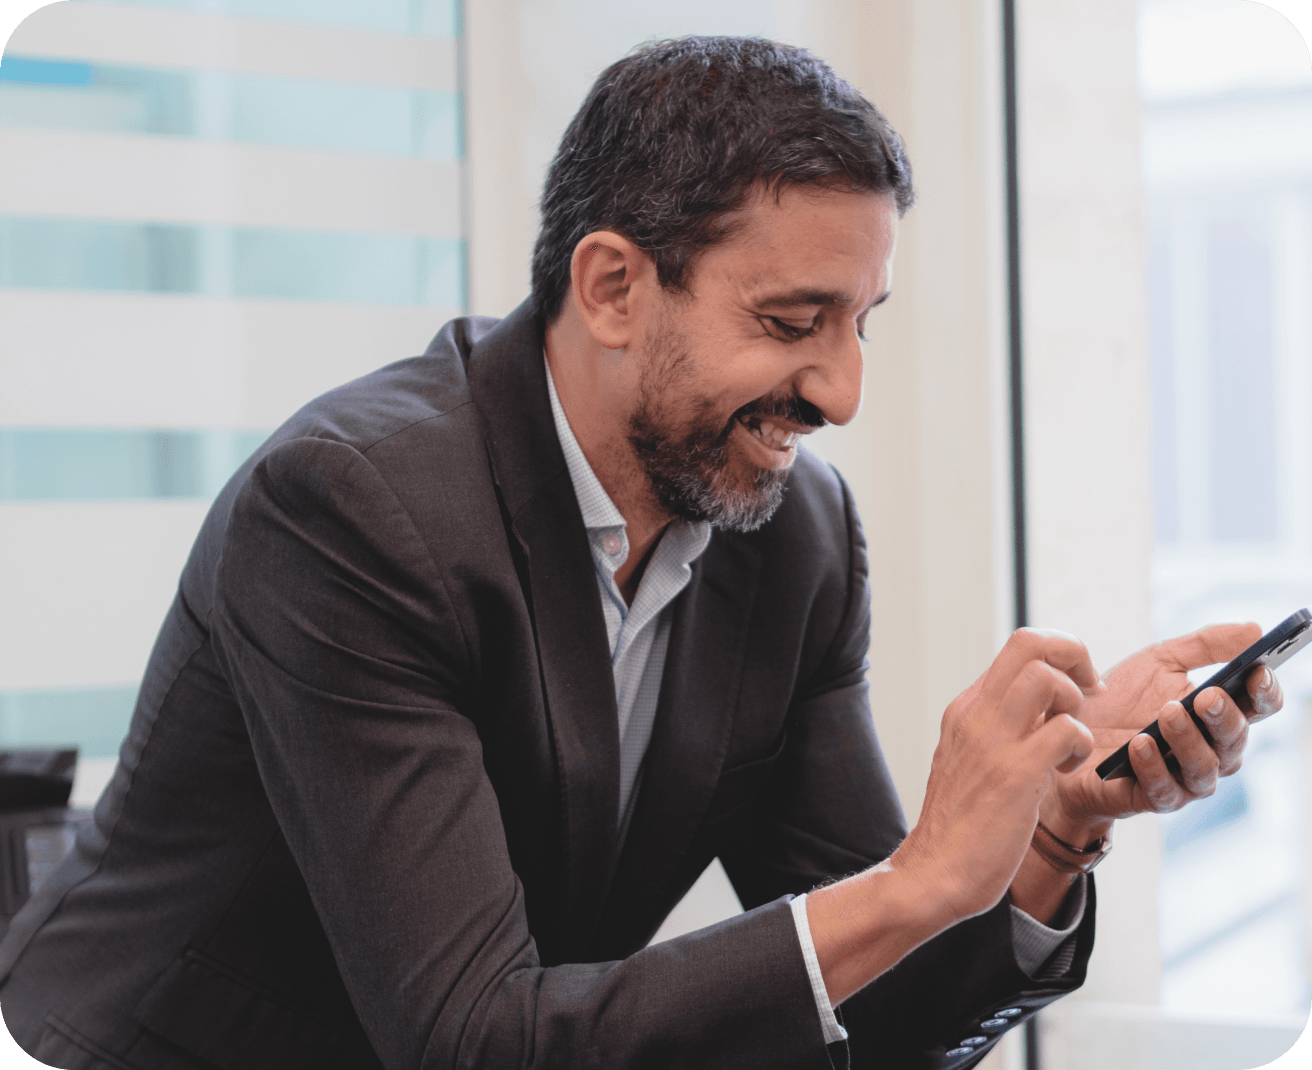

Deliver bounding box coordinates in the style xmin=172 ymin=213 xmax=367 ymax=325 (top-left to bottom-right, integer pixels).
xmin=462 ymin=302 xmax=762 ymax=958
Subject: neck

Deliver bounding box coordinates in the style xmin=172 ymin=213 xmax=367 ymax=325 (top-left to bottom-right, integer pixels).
xmin=545 ymin=316 xmax=673 ymax=603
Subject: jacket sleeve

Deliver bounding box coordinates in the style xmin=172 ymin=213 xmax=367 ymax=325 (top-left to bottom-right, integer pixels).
xmin=717 ymin=472 xmax=1096 ymax=1070
xmin=209 ymin=435 xmax=841 ymax=1070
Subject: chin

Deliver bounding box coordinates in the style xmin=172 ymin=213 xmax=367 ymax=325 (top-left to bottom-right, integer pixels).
xmin=662 ymin=463 xmax=789 ymax=533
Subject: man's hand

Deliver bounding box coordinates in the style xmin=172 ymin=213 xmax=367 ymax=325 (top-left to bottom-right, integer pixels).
xmin=896 ymin=628 xmax=1101 ymax=919
xmin=808 ymin=629 xmax=1099 ymax=1006
xmin=1045 ymin=622 xmax=1284 ymax=840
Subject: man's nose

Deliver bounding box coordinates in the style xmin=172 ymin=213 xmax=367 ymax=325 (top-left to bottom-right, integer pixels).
xmin=796 ymin=328 xmax=864 ymax=427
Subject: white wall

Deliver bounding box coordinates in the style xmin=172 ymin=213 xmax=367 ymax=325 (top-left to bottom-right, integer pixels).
xmin=1016 ymin=0 xmax=1160 ymax=1023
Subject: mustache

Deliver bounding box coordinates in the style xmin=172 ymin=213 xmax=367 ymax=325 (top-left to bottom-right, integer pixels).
xmin=733 ymin=392 xmax=827 ymax=430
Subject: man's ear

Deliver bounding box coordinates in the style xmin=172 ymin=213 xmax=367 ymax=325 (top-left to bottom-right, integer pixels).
xmin=569 ymin=231 xmax=652 ymax=350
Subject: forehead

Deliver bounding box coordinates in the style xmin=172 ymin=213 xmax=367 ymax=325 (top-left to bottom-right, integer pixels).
xmin=693 ymin=184 xmax=898 ymax=301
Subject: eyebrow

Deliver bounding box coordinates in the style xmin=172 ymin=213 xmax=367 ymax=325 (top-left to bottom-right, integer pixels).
xmin=753 ymin=288 xmax=892 ymax=311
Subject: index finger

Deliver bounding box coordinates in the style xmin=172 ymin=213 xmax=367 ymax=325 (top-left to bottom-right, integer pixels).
xmin=982 ymin=628 xmax=1101 ymax=700
xmin=1157 ymin=622 xmax=1261 ymax=672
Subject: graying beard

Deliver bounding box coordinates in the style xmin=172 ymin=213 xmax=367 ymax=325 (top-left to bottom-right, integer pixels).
xmin=657 ymin=448 xmax=788 ymax=533
xmin=627 ymin=311 xmax=789 ymax=532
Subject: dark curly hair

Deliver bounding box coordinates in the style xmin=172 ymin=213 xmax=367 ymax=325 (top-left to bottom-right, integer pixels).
xmin=530 ymin=36 xmax=915 ymax=323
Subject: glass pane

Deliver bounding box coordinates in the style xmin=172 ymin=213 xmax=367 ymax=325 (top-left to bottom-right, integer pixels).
xmin=2 ymin=1 xmax=465 ymax=774
xmin=0 ymin=687 xmax=137 ymax=760
xmin=1141 ymin=0 xmax=1312 ymax=1039
xmin=0 ymin=218 xmax=464 ymax=306
xmin=71 ymin=0 xmax=461 ymax=37
xmin=0 ymin=429 xmax=271 ymax=501
xmin=230 ymin=227 xmax=463 ymax=305
xmin=1205 ymin=219 xmax=1277 ymax=543
xmin=1 ymin=57 xmax=461 ymax=159
xmin=0 ymin=218 xmax=201 ymax=293
xmin=228 ymin=73 xmax=412 ymax=156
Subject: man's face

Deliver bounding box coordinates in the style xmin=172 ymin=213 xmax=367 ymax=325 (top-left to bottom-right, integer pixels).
xmin=625 ymin=184 xmax=898 ymax=532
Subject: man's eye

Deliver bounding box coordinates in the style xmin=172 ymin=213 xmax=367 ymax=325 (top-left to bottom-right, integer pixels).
xmin=764 ymin=317 xmax=816 ymax=340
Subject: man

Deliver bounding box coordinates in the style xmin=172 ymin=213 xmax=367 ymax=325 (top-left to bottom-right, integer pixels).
xmin=0 ymin=36 xmax=1281 ymax=1070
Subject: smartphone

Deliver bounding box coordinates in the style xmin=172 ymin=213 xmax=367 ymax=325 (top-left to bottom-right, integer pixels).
xmin=1096 ymin=609 xmax=1312 ymax=781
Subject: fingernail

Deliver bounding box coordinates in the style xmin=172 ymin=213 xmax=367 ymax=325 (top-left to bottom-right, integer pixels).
xmin=1134 ymin=735 xmax=1153 ymax=758
xmin=1259 ymin=667 xmax=1274 ymax=692
xmin=1206 ymin=694 xmax=1224 ymax=719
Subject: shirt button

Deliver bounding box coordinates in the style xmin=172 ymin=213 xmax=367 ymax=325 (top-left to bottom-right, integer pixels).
xmin=980 ymin=1018 xmax=1009 ymax=1029
xmin=601 ymin=534 xmax=623 ymax=555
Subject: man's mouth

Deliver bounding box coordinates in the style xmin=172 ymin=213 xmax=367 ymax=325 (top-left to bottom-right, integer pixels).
xmin=736 ymin=413 xmax=801 ymax=451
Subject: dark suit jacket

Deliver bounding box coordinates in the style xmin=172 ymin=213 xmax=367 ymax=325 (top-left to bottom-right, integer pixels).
xmin=0 ymin=302 xmax=1094 ymax=1070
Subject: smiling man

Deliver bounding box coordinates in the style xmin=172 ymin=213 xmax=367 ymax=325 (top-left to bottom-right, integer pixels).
xmin=0 ymin=36 xmax=1283 ymax=1070
xmin=544 ymin=181 xmax=889 ymax=598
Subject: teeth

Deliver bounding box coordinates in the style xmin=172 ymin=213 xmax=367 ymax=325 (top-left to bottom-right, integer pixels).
xmin=744 ymin=417 xmax=799 ymax=451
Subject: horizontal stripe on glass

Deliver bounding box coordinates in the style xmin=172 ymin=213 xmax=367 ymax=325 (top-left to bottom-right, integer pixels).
xmin=0 ymin=686 xmax=137 ymax=760
xmin=0 ymin=55 xmax=462 ymax=158
xmin=72 ymin=0 xmax=460 ymax=38
xmin=0 ymin=428 xmax=271 ymax=501
xmin=0 ymin=217 xmax=466 ymax=306
xmin=0 ymin=57 xmax=94 ymax=86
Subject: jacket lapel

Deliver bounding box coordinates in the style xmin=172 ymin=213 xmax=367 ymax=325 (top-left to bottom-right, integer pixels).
xmin=594 ymin=533 xmax=764 ymax=953
xmin=464 ymin=302 xmax=621 ymax=957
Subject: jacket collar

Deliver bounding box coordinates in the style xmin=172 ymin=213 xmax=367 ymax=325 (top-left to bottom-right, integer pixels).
xmin=461 ymin=300 xmax=763 ymax=957
xmin=464 ymin=301 xmax=622 ymax=954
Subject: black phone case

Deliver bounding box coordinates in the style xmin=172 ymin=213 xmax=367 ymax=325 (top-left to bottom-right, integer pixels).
xmin=1096 ymin=609 xmax=1312 ymax=781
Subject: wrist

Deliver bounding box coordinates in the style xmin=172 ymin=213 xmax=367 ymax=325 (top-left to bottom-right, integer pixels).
xmin=1010 ymin=847 xmax=1081 ymax=924
xmin=807 ymin=852 xmax=958 ymax=1006
xmin=1038 ymin=795 xmax=1113 ymax=852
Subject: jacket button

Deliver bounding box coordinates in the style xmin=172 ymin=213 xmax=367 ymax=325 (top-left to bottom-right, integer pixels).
xmin=947 ymin=1048 xmax=975 ymax=1057
xmin=996 ymin=1008 xmax=1023 ymax=1017
xmin=960 ymin=1037 xmax=988 ymax=1046
xmin=980 ymin=1018 xmax=1009 ymax=1029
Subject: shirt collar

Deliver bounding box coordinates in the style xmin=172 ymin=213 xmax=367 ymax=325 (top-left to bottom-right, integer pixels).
xmin=544 ymin=353 xmax=627 ymax=532
xmin=544 ymin=353 xmax=712 ymax=559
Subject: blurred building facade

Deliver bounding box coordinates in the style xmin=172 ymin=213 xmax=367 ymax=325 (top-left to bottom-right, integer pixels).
xmin=1141 ymin=0 xmax=1312 ymax=1031
xmin=0 ymin=0 xmax=464 ymax=762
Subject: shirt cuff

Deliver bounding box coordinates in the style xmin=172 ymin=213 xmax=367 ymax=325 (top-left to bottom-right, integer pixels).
xmin=790 ymin=893 xmax=848 ymax=1045
xmin=1010 ymin=874 xmax=1087 ymax=978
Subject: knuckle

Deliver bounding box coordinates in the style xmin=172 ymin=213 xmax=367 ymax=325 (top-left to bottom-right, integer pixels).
xmin=1145 ymin=777 xmax=1177 ymax=809
xmin=1153 ymin=786 xmax=1184 ymax=812
xmin=1010 ymin=628 xmax=1040 ymax=655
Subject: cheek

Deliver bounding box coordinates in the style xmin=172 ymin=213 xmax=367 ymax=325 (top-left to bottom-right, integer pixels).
xmin=722 ymin=350 xmax=804 ymax=408
xmin=654 ymin=308 xmax=794 ymax=412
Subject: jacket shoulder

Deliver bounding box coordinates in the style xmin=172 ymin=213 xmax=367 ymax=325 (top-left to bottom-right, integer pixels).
xmin=274 ymin=314 xmax=502 ymax=452
xmin=181 ymin=316 xmax=506 ymax=621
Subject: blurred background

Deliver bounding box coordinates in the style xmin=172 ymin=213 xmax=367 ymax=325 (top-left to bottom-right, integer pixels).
xmin=1 ymin=2 xmax=1309 ymax=1068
